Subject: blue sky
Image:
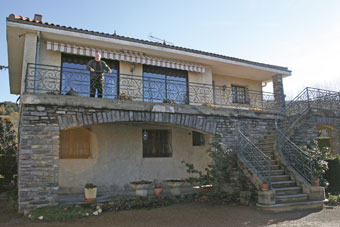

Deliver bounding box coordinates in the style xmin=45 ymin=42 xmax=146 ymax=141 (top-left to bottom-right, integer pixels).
xmin=1 ymin=0 xmax=340 ymax=102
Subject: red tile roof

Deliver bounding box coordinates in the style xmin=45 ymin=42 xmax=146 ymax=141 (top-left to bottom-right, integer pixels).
xmin=7 ymin=14 xmax=291 ymax=73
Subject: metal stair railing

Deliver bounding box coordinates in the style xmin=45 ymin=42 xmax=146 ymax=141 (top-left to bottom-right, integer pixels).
xmin=237 ymin=127 xmax=271 ymax=185
xmin=275 ymin=87 xmax=340 ymax=185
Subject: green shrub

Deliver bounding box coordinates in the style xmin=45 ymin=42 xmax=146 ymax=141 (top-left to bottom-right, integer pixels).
xmin=325 ymin=158 xmax=340 ymax=194
xmin=0 ymin=118 xmax=17 ymax=191
xmin=301 ymin=140 xmax=329 ymax=187
xmin=327 ymin=193 xmax=340 ymax=206
xmin=5 ymin=188 xmax=18 ymax=212
xmin=182 ymin=135 xmax=237 ymax=193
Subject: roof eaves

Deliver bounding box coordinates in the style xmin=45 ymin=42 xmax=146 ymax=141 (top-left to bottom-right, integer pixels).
xmin=7 ymin=14 xmax=291 ymax=74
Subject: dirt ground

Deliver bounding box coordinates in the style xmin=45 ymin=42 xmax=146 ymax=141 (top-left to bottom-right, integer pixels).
xmin=1 ymin=200 xmax=340 ymax=227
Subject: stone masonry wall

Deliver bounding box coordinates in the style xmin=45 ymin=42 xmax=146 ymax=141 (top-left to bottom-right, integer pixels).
xmin=291 ymin=109 xmax=340 ymax=154
xmin=18 ymin=102 xmax=276 ymax=212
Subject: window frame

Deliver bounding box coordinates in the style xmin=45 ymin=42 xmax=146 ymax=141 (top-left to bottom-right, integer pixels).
xmin=142 ymin=129 xmax=172 ymax=158
xmin=143 ymin=65 xmax=189 ymax=104
xmin=231 ymin=85 xmax=249 ymax=104
xmin=192 ymin=131 xmax=205 ymax=146
xmin=59 ymin=127 xmax=92 ymax=159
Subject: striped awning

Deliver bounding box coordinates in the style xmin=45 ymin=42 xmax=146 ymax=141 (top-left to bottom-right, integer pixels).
xmin=46 ymin=41 xmax=206 ymax=73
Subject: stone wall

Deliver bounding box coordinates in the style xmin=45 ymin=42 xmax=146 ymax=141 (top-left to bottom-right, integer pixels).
xmin=18 ymin=94 xmax=278 ymax=212
xmin=290 ymin=109 xmax=340 ymax=154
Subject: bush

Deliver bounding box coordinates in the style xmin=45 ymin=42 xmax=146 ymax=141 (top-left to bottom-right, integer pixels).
xmin=0 ymin=118 xmax=17 ymax=191
xmin=327 ymin=193 xmax=340 ymax=206
xmin=182 ymin=135 xmax=237 ymax=193
xmin=324 ymin=158 xmax=340 ymax=194
xmin=301 ymin=140 xmax=329 ymax=187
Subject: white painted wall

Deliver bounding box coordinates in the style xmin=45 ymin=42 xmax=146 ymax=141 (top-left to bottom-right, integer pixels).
xmin=59 ymin=123 xmax=211 ymax=194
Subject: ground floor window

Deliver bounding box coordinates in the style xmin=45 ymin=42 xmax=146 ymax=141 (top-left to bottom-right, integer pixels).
xmin=60 ymin=127 xmax=91 ymax=159
xmin=232 ymin=85 xmax=249 ymax=104
xmin=143 ymin=129 xmax=172 ymax=157
xmin=192 ymin=131 xmax=205 ymax=146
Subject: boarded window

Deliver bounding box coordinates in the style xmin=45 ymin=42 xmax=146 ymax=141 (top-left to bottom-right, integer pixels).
xmin=143 ymin=129 xmax=172 ymax=158
xmin=192 ymin=131 xmax=205 ymax=146
xmin=60 ymin=127 xmax=91 ymax=159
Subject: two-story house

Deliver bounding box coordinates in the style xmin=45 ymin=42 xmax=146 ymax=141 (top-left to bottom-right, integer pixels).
xmin=7 ymin=14 xmax=327 ymax=213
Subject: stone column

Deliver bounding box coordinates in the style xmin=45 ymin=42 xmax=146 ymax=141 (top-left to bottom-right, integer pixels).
xmin=272 ymin=74 xmax=285 ymax=109
xmin=18 ymin=105 xmax=60 ymax=212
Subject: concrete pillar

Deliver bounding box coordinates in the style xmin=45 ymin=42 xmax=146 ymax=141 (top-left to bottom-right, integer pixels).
xmin=21 ymin=33 xmax=37 ymax=96
xmin=272 ymin=74 xmax=285 ymax=109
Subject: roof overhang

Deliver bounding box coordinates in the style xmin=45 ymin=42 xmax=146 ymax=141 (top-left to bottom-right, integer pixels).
xmin=7 ymin=19 xmax=291 ymax=94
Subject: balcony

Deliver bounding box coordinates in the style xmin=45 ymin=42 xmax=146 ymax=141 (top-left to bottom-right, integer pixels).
xmin=24 ymin=63 xmax=278 ymax=112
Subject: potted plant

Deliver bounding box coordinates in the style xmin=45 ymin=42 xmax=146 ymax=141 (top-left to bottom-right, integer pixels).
xmin=164 ymin=179 xmax=185 ymax=195
xmin=130 ymin=180 xmax=152 ymax=197
xmin=153 ymin=179 xmax=163 ymax=196
xmin=261 ymin=181 xmax=269 ymax=191
xmin=84 ymin=183 xmax=97 ymax=202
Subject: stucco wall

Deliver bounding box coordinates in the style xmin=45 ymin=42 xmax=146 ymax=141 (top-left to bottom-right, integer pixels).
xmin=59 ymin=123 xmax=211 ymax=194
xmin=213 ymin=74 xmax=262 ymax=92
xmin=39 ymin=40 xmax=61 ymax=66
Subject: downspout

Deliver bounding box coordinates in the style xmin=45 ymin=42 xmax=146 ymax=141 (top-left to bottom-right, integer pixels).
xmin=34 ymin=31 xmax=40 ymax=92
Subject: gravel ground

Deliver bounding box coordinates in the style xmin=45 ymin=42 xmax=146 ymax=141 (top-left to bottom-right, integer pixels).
xmin=1 ymin=200 xmax=339 ymax=227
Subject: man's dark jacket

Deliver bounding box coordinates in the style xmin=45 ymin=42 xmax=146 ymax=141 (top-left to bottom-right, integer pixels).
xmin=86 ymin=60 xmax=111 ymax=79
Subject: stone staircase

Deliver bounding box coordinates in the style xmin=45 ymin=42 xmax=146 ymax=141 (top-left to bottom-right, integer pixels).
xmin=254 ymin=131 xmax=326 ymax=212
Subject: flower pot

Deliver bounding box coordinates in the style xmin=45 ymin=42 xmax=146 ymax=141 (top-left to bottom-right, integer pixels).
xmin=84 ymin=187 xmax=97 ymax=202
xmin=164 ymin=180 xmax=185 ymax=195
xmin=154 ymin=187 xmax=163 ymax=196
xmin=261 ymin=183 xmax=269 ymax=191
xmin=313 ymin=178 xmax=320 ymax=186
xmin=130 ymin=181 xmax=152 ymax=197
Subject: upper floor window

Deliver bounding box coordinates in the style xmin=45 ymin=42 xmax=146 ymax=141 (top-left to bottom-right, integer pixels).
xmin=61 ymin=54 xmax=119 ymax=98
xmin=232 ymin=85 xmax=249 ymax=104
xmin=143 ymin=65 xmax=188 ymax=104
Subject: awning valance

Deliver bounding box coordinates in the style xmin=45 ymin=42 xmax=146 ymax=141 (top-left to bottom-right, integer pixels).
xmin=46 ymin=41 xmax=205 ymax=73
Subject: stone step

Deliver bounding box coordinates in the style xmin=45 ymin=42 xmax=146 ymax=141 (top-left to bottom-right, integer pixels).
xmin=271 ymin=180 xmax=296 ymax=188
xmin=270 ymin=169 xmax=285 ymax=176
xmin=274 ymin=186 xmax=302 ymax=195
xmin=276 ymin=193 xmax=308 ymax=203
xmin=271 ymin=175 xmax=290 ymax=181
xmin=269 ymin=165 xmax=281 ymax=170
xmin=256 ymin=200 xmax=327 ymax=212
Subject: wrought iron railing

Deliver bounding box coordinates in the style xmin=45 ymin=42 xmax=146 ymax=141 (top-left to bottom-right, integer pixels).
xmin=275 ymin=87 xmax=340 ymax=185
xmin=238 ymin=127 xmax=271 ymax=185
xmin=25 ymin=63 xmax=277 ymax=111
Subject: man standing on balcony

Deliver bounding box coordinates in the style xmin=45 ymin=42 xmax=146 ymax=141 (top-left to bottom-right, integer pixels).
xmin=87 ymin=53 xmax=112 ymax=98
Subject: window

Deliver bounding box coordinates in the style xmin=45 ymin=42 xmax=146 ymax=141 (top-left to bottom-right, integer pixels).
xmin=143 ymin=129 xmax=172 ymax=157
xmin=61 ymin=54 xmax=119 ymax=98
xmin=143 ymin=65 xmax=188 ymax=104
xmin=232 ymin=85 xmax=249 ymax=104
xmin=192 ymin=131 xmax=205 ymax=146
xmin=60 ymin=127 xmax=91 ymax=159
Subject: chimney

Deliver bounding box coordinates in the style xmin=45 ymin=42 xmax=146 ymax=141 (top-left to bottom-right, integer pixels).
xmin=34 ymin=14 xmax=42 ymax=21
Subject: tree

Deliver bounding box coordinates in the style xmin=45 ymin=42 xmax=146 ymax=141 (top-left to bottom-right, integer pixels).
xmin=0 ymin=117 xmax=17 ymax=191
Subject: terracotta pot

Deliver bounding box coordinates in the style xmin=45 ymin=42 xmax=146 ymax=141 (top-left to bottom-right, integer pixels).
xmin=261 ymin=183 xmax=269 ymax=191
xmin=154 ymin=187 xmax=163 ymax=196
xmin=314 ymin=178 xmax=320 ymax=186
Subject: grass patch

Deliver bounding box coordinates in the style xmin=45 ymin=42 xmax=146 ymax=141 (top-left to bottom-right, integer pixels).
xmin=28 ymin=205 xmax=95 ymax=221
